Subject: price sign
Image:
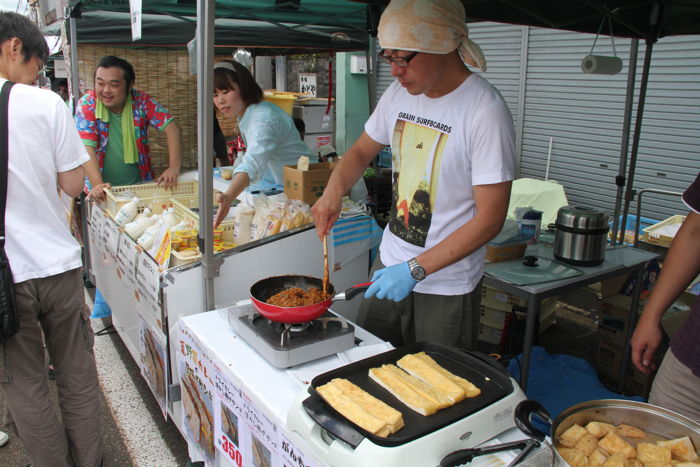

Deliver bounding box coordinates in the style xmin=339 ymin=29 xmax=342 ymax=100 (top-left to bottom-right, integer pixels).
xmin=220 ymin=434 xmax=243 ymax=467
xmin=136 ymin=252 xmax=160 ymax=304
xmin=117 ymin=234 xmax=138 ymax=284
xmin=90 ymin=205 xmax=106 ymax=252
xmin=299 ymin=73 xmax=317 ymax=97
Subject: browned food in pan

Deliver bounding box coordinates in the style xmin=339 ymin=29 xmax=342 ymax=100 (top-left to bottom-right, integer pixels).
xmin=266 ymin=287 xmax=330 ymax=307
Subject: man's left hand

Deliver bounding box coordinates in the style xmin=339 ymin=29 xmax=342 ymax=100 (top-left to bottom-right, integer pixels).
xmin=156 ymin=167 xmax=180 ymax=190
xmin=364 ymin=262 xmax=417 ymax=302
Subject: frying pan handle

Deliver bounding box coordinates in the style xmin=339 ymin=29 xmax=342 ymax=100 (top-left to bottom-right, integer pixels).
xmin=514 ymin=399 xmax=551 ymax=442
xmin=334 ymin=282 xmax=372 ymax=301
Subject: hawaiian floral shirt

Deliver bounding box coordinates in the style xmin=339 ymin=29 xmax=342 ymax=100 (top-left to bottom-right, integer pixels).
xmin=74 ymin=89 xmax=174 ymax=182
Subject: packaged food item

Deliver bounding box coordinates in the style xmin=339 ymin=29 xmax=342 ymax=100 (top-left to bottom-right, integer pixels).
xmin=138 ymin=219 xmax=165 ymax=249
xmin=134 ymin=207 xmax=152 ymax=221
xmin=163 ymin=207 xmax=179 ymax=227
xmin=114 ymin=197 xmax=140 ymax=225
xmin=213 ymin=227 xmax=223 ymax=242
xmin=170 ymin=237 xmax=182 ymax=252
xmin=124 ymin=215 xmax=156 ymax=240
xmin=233 ymin=202 xmax=255 ymax=245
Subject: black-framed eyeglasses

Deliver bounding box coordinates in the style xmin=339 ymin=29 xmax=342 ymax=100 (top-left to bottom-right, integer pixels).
xmin=378 ymin=49 xmax=419 ymax=67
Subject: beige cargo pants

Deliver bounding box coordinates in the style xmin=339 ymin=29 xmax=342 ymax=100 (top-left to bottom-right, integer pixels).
xmin=0 ymin=268 xmax=102 ymax=467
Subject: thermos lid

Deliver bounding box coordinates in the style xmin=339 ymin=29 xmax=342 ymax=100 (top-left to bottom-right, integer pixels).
xmin=556 ymin=205 xmax=610 ymax=230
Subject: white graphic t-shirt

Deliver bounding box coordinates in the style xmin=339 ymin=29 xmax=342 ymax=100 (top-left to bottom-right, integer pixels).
xmin=365 ymin=74 xmax=516 ymax=295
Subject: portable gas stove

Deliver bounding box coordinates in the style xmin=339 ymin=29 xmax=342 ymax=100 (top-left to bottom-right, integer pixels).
xmin=230 ymin=303 xmax=355 ymax=368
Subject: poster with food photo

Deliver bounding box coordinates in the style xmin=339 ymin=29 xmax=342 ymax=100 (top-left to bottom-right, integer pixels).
xmin=177 ymin=324 xmax=216 ymax=465
xmin=138 ymin=315 xmax=167 ymax=418
xmin=243 ymin=392 xmax=278 ymax=467
xmin=213 ymin=368 xmax=249 ymax=467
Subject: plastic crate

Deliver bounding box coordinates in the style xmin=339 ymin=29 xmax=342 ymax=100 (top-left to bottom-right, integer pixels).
xmin=171 ymin=197 xmax=235 ymax=242
xmin=104 ymin=180 xmax=201 ymax=218
xmin=642 ymin=215 xmax=686 ymax=248
xmin=609 ymin=214 xmax=659 ymax=245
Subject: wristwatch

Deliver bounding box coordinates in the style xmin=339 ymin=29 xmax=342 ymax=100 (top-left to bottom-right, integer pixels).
xmin=407 ymin=257 xmax=426 ymax=281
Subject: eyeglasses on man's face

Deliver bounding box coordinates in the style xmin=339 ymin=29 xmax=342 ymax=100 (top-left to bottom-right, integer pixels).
xmin=378 ymin=49 xmax=419 ymax=67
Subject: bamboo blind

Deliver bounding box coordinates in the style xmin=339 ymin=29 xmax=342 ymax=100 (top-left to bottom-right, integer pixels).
xmin=76 ymin=46 xmax=240 ymax=172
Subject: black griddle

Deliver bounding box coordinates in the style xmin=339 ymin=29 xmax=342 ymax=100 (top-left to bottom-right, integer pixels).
xmin=303 ymin=342 xmax=513 ymax=448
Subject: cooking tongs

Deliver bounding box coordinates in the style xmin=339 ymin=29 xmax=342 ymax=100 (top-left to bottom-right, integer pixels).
xmin=439 ymin=438 xmax=540 ymax=467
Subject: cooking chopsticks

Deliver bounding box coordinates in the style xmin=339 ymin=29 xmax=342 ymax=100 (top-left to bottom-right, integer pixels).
xmin=323 ymin=235 xmax=329 ymax=295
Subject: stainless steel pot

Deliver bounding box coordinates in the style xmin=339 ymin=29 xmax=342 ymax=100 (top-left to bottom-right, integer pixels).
xmin=515 ymin=399 xmax=700 ymax=467
xmin=554 ymin=205 xmax=610 ymax=266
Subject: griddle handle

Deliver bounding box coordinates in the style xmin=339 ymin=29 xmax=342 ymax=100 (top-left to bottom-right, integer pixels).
xmin=514 ymin=399 xmax=551 ymax=442
xmin=455 ymin=349 xmax=510 ymax=377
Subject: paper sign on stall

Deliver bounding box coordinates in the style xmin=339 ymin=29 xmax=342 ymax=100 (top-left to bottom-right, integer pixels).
xmin=103 ymin=216 xmax=121 ymax=259
xmin=135 ymin=252 xmax=160 ymax=305
xmin=129 ymin=0 xmax=142 ymax=41
xmin=279 ymin=431 xmax=320 ymax=467
xmin=116 ymin=234 xmax=138 ymax=285
xmin=89 ymin=205 xmax=107 ymax=253
xmin=177 ymin=323 xmax=217 ymax=466
xmin=213 ymin=369 xmax=247 ymax=467
xmin=242 ymin=391 xmax=279 ymax=467
xmin=138 ymin=315 xmax=168 ymax=419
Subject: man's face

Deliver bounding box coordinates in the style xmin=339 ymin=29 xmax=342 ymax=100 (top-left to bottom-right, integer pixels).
xmin=386 ymin=49 xmax=450 ymax=98
xmin=95 ymin=66 xmax=128 ymax=112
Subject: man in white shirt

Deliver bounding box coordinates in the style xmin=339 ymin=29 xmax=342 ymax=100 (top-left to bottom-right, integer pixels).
xmin=312 ymin=0 xmax=516 ymax=349
xmin=0 ymin=12 xmax=102 ymax=466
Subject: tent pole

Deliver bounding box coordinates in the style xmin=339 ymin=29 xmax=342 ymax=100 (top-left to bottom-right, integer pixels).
xmin=197 ymin=0 xmax=219 ymax=311
xmin=611 ymin=39 xmax=639 ymax=245
xmin=68 ymin=15 xmax=80 ymax=114
xmin=620 ymin=38 xmax=654 ymax=244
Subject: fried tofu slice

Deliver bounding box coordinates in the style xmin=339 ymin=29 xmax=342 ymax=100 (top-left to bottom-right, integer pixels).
xmin=672 ymin=463 xmax=700 ymax=467
xmin=643 ymin=463 xmax=672 ymax=467
xmin=559 ymin=424 xmax=589 ymax=448
xmin=587 ymin=421 xmax=616 ymax=438
xmin=638 ymin=443 xmax=673 ymax=464
xmin=329 ymin=378 xmax=404 ymax=434
xmin=589 ymin=448 xmax=611 ymax=467
xmin=413 ymin=352 xmax=481 ymax=398
xmin=558 ymin=447 xmax=588 ymax=467
xmin=629 ymin=459 xmax=644 ymax=467
xmin=381 ymin=364 xmax=452 ymax=410
xmin=599 ymin=431 xmax=637 ymax=459
xmin=396 ymin=354 xmax=466 ymax=404
xmin=317 ymin=382 xmax=391 ymax=437
xmin=369 ymin=366 xmax=439 ymax=416
xmin=602 ymin=454 xmax=630 ymax=467
xmin=575 ymin=433 xmax=600 ymax=456
xmin=616 ymin=424 xmax=646 ymax=439
xmin=657 ymin=437 xmax=698 ymax=462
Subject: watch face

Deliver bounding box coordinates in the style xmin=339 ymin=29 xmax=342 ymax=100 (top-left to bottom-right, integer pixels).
xmin=411 ymin=264 xmax=426 ymax=281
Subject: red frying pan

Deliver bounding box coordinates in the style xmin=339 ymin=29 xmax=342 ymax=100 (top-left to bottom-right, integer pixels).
xmin=249 ymin=275 xmax=370 ymax=324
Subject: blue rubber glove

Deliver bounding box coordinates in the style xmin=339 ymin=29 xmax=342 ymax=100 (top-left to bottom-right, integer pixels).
xmin=364 ymin=262 xmax=418 ymax=302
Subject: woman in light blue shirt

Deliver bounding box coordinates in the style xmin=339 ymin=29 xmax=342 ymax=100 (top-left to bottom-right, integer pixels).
xmin=212 ymin=60 xmax=312 ymax=227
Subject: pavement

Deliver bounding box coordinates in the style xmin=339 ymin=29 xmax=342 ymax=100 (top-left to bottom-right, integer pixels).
xmin=0 ymin=283 xmax=605 ymax=467
xmin=0 ymin=286 xmax=190 ymax=467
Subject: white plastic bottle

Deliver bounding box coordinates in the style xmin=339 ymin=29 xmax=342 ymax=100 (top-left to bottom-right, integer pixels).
xmin=170 ymin=220 xmax=188 ymax=233
xmin=124 ymin=215 xmax=156 ymax=239
xmin=114 ymin=197 xmax=140 ymax=226
xmin=163 ymin=207 xmax=179 ymax=228
xmin=138 ymin=219 xmax=165 ymax=250
xmin=134 ymin=207 xmax=152 ymax=221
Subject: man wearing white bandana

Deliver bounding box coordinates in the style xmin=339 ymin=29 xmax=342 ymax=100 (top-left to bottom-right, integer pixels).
xmin=312 ymin=0 xmax=516 ymax=349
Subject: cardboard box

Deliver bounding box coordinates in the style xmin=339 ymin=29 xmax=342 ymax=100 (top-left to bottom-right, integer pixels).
xmin=283 ymin=162 xmax=333 ymax=206
xmin=624 ymin=364 xmax=657 ymax=397
xmin=600 ymin=293 xmax=645 ymax=331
